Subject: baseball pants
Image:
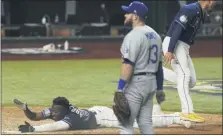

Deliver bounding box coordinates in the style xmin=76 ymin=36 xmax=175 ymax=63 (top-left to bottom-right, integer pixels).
xmin=120 ymin=74 xmax=156 ymax=134
xmin=162 ymin=36 xmax=196 ymax=114
xmin=88 ymin=105 xmax=183 ymax=129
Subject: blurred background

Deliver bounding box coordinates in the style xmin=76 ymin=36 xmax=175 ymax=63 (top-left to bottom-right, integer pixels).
xmin=1 ymin=0 xmax=222 ymax=38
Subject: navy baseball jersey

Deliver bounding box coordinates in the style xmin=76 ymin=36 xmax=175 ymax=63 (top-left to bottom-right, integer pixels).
xmin=167 ymin=2 xmax=205 ymax=45
xmin=41 ymin=105 xmax=97 ymax=130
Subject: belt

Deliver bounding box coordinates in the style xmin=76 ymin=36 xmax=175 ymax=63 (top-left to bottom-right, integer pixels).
xmin=134 ymin=72 xmax=155 ymax=76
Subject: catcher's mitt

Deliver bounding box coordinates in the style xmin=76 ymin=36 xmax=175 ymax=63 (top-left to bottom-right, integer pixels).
xmin=112 ymin=92 xmax=131 ymax=126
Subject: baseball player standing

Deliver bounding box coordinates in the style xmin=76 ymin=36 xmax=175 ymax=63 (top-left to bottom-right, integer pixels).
xmin=163 ymin=0 xmax=216 ymax=122
xmin=114 ymin=1 xmax=164 ymax=134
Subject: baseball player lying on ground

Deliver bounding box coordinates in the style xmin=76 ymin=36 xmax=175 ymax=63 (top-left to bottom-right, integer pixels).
xmin=14 ymin=96 xmax=191 ymax=133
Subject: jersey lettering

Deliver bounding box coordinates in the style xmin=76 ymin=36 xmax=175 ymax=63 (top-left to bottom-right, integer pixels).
xmin=70 ymin=106 xmax=89 ymax=119
xmin=148 ymin=44 xmax=158 ymax=64
xmin=145 ymin=32 xmax=157 ymax=40
xmin=145 ymin=32 xmax=158 ymax=64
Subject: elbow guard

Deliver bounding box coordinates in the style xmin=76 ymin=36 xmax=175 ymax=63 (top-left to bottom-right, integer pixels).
xmin=24 ymin=107 xmax=37 ymax=120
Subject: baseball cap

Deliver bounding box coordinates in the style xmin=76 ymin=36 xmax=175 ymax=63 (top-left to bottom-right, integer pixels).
xmin=121 ymin=1 xmax=148 ymax=18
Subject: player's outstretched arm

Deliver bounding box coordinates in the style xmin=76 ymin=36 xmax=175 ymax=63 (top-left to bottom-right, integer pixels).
xmin=13 ymin=99 xmax=45 ymax=121
xmin=18 ymin=120 xmax=70 ymax=133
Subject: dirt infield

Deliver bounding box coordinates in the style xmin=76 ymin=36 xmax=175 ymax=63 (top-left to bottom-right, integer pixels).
xmin=1 ymin=106 xmax=222 ymax=135
xmin=1 ymin=38 xmax=222 ymax=60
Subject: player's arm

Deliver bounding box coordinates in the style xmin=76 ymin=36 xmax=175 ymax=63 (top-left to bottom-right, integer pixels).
xmin=119 ymin=60 xmax=133 ymax=87
xmin=156 ymin=49 xmax=164 ymax=91
xmin=24 ymin=109 xmax=45 ymax=121
xmin=18 ymin=120 xmax=70 ymax=133
xmin=13 ymin=99 xmax=50 ymax=121
xmin=118 ymin=33 xmax=141 ymax=92
xmin=168 ymin=23 xmax=184 ymax=53
xmin=168 ymin=7 xmax=191 ymax=53
xmin=156 ymin=40 xmax=165 ymax=104
xmin=33 ymin=120 xmax=70 ymax=132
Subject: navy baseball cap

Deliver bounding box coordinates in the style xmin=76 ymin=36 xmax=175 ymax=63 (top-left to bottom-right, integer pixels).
xmin=121 ymin=1 xmax=148 ymax=18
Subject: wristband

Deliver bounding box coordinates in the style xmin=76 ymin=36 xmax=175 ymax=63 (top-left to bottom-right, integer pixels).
xmin=118 ymin=79 xmax=126 ymax=91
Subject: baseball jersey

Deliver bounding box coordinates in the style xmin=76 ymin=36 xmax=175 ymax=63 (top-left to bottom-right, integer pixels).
xmin=41 ymin=105 xmax=97 ymax=130
xmin=121 ymin=25 xmax=162 ymax=73
xmin=167 ymin=2 xmax=205 ymax=45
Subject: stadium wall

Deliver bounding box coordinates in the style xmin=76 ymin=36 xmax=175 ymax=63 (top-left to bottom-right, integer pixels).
xmin=1 ymin=36 xmax=222 ymax=60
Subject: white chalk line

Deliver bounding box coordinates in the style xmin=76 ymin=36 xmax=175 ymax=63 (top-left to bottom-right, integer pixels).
xmin=2 ymin=123 xmax=222 ymax=133
xmin=168 ymin=122 xmax=222 ymax=128
xmin=1 ymin=130 xmax=21 ymax=134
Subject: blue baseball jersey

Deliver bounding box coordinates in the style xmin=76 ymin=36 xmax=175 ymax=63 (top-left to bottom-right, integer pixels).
xmin=41 ymin=105 xmax=97 ymax=130
xmin=167 ymin=2 xmax=205 ymax=45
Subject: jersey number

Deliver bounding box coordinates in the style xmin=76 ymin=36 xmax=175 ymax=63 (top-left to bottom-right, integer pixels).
xmin=148 ymin=44 xmax=158 ymax=64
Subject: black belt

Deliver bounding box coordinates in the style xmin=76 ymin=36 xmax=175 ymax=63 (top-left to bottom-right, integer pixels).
xmin=134 ymin=72 xmax=155 ymax=76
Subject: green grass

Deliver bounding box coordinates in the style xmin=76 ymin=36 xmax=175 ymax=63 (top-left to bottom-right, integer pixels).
xmin=159 ymin=91 xmax=222 ymax=114
xmin=193 ymin=58 xmax=222 ymax=79
xmin=2 ymin=58 xmax=222 ymax=114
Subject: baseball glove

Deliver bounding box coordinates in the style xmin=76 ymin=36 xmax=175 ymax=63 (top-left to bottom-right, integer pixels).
xmin=13 ymin=99 xmax=27 ymax=110
xmin=112 ymin=92 xmax=131 ymax=126
xmin=18 ymin=121 xmax=35 ymax=133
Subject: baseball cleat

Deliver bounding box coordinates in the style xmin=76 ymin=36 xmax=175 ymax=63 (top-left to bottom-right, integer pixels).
xmin=179 ymin=119 xmax=192 ymax=128
xmin=180 ymin=113 xmax=205 ymax=123
xmin=191 ymin=113 xmax=205 ymax=122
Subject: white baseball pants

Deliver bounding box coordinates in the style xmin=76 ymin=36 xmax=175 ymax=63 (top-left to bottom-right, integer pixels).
xmin=162 ymin=36 xmax=196 ymax=114
xmin=88 ymin=105 xmax=182 ymax=129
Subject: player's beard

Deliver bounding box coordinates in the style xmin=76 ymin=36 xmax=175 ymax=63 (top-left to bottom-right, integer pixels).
xmin=124 ymin=18 xmax=133 ymax=26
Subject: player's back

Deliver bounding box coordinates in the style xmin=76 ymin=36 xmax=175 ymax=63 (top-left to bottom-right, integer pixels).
xmin=61 ymin=105 xmax=97 ymax=130
xmin=41 ymin=105 xmax=97 ymax=130
xmin=131 ymin=25 xmax=162 ymax=74
xmin=166 ymin=2 xmax=204 ymax=45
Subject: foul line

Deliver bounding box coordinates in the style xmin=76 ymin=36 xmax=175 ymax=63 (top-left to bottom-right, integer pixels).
xmin=168 ymin=122 xmax=222 ymax=128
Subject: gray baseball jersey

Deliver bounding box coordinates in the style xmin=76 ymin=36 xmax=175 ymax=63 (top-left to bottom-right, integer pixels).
xmin=121 ymin=25 xmax=162 ymax=74
xmin=120 ymin=25 xmax=162 ymax=134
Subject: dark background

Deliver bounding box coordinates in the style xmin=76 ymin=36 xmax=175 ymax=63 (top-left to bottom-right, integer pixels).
xmin=2 ymin=0 xmax=185 ymax=33
xmin=1 ymin=0 xmax=221 ymax=35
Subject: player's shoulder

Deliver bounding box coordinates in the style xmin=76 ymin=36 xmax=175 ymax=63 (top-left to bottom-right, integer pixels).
xmin=144 ymin=25 xmax=162 ymax=40
xmin=180 ymin=2 xmax=198 ymax=14
xmin=123 ymin=29 xmax=144 ymax=43
xmin=127 ymin=29 xmax=145 ymax=38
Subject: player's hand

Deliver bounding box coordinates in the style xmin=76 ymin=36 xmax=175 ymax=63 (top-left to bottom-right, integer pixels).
xmin=13 ymin=99 xmax=27 ymax=111
xmin=164 ymin=52 xmax=174 ymax=65
xmin=156 ymin=91 xmax=165 ymax=104
xmin=18 ymin=121 xmax=35 ymax=133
